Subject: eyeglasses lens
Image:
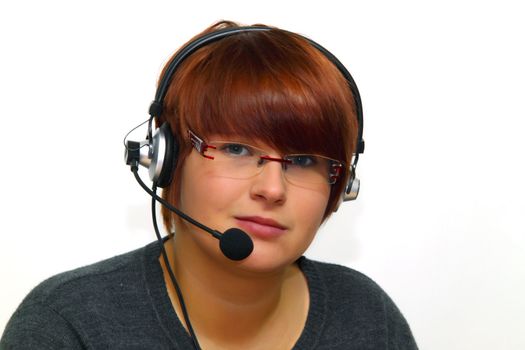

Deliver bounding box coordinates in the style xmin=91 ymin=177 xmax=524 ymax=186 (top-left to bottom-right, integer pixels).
xmin=203 ymin=142 xmax=342 ymax=186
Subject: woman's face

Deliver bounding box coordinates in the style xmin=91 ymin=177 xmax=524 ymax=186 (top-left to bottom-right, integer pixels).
xmin=177 ymin=136 xmax=331 ymax=272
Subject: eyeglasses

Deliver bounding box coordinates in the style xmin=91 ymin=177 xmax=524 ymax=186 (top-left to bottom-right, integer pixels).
xmin=189 ymin=130 xmax=344 ymax=187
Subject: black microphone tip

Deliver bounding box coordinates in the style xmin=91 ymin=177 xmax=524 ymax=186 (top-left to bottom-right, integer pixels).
xmin=219 ymin=228 xmax=254 ymax=261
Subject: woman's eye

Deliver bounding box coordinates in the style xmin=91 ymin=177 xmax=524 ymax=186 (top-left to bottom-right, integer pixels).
xmin=221 ymin=144 xmax=251 ymax=156
xmin=288 ymin=155 xmax=316 ymax=167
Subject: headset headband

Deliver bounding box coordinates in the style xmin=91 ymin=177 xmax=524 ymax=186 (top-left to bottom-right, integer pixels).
xmin=148 ymin=26 xmax=364 ymax=156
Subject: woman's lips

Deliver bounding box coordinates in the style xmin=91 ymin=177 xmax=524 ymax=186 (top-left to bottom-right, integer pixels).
xmin=234 ymin=216 xmax=287 ymax=239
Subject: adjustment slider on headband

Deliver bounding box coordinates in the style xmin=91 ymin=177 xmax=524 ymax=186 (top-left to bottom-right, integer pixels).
xmin=357 ymin=140 xmax=365 ymax=154
xmin=149 ymin=100 xmax=163 ymax=117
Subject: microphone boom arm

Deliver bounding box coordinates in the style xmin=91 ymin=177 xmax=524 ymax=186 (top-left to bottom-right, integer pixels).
xmin=131 ymin=165 xmax=221 ymax=239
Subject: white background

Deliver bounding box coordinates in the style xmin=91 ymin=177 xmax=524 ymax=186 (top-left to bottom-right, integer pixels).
xmin=1 ymin=1 xmax=524 ymax=349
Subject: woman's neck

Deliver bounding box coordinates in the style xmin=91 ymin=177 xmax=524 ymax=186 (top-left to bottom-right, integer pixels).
xmin=160 ymin=231 xmax=309 ymax=349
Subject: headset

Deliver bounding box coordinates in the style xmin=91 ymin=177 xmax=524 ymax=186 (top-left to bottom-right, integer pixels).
xmin=130 ymin=25 xmax=365 ymax=203
xmin=125 ymin=25 xmax=365 ymax=349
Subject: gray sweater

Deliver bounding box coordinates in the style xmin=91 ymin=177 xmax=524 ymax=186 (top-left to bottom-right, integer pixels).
xmin=1 ymin=241 xmax=417 ymax=349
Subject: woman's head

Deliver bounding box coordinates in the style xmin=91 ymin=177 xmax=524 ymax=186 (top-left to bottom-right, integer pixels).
xmin=158 ymin=21 xmax=358 ymax=231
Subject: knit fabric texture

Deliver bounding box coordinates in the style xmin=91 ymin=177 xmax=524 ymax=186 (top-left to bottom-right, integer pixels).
xmin=1 ymin=241 xmax=418 ymax=349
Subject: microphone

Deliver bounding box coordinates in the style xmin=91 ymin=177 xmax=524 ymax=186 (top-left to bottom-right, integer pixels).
xmin=130 ymin=164 xmax=254 ymax=260
xmin=219 ymin=228 xmax=254 ymax=261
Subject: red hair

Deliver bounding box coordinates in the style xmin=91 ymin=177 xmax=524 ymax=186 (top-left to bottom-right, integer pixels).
xmin=158 ymin=21 xmax=358 ymax=230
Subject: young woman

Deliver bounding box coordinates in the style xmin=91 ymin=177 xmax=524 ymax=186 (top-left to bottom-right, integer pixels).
xmin=1 ymin=21 xmax=417 ymax=349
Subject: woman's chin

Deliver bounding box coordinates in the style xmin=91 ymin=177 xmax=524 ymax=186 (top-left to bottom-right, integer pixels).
xmin=229 ymin=243 xmax=302 ymax=275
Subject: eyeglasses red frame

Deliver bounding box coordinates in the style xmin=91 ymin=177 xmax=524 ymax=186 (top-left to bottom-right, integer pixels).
xmin=188 ymin=130 xmax=344 ymax=184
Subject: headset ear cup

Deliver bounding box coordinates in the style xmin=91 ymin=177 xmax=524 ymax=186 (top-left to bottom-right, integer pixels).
xmin=333 ymin=172 xmax=360 ymax=212
xmin=343 ymin=175 xmax=360 ymax=202
xmin=155 ymin=123 xmax=178 ymax=188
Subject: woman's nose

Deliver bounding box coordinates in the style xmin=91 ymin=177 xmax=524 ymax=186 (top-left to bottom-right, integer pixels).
xmin=249 ymin=160 xmax=287 ymax=205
